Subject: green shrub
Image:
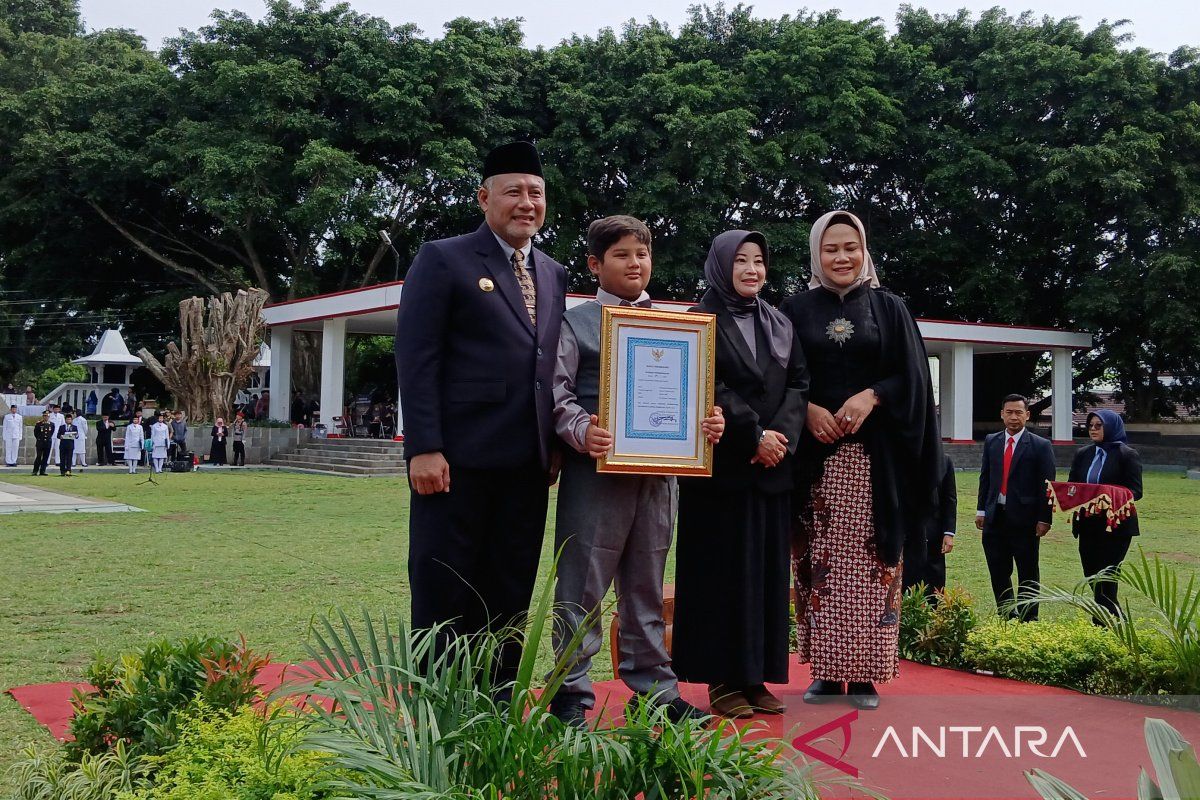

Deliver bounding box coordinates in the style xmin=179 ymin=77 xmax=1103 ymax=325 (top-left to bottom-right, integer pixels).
xmin=67 ymin=635 xmax=269 ymax=761
xmin=7 ymin=740 xmax=147 ymax=800
xmin=899 ymin=584 xmax=978 ymax=668
xmin=963 ymin=617 xmax=1178 ymax=695
xmin=121 ymin=704 xmax=335 ymax=800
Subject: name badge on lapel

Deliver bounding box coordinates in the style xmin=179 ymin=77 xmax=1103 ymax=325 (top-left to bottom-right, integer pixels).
xmin=478 ymin=277 xmax=495 ymax=292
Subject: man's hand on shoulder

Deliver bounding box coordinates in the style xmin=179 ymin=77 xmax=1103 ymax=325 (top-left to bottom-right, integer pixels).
xmin=410 ymin=452 xmax=450 ymax=495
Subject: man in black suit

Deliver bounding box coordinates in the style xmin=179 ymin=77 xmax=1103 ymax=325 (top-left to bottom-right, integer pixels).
xmin=902 ymin=453 xmax=957 ymax=600
xmin=395 ymin=141 xmax=567 ymax=688
xmin=976 ymin=394 xmax=1056 ymax=621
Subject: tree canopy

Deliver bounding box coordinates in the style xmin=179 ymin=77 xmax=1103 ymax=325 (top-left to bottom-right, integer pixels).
xmin=1 ymin=1 xmax=1197 ymax=418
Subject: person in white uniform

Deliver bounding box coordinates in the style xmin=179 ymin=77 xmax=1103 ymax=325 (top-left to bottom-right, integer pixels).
xmin=150 ymin=414 xmax=170 ymax=473
xmin=3 ymin=404 xmax=23 ymax=466
xmin=72 ymin=413 xmax=89 ymax=468
xmin=123 ymin=418 xmax=145 ymax=474
xmin=48 ymin=405 xmax=65 ymax=465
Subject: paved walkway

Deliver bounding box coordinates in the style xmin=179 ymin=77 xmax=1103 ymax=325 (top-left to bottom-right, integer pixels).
xmin=0 ymin=480 xmax=142 ymax=514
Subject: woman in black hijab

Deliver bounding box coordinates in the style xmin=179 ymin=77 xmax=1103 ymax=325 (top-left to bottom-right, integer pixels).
xmin=672 ymin=230 xmax=809 ymax=719
xmin=781 ymin=210 xmax=942 ymax=710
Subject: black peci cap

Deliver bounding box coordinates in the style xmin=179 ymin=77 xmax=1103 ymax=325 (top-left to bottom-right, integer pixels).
xmin=482 ymin=141 xmax=543 ymax=180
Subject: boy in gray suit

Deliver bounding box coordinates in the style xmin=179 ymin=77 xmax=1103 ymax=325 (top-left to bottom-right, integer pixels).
xmin=549 ymin=215 xmax=724 ymax=726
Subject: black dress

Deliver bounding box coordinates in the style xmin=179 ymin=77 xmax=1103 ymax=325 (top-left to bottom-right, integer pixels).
xmin=781 ymin=285 xmax=942 ymax=682
xmin=209 ymin=425 xmax=228 ymax=465
xmin=1067 ymin=443 xmax=1143 ymax=615
xmin=671 ymin=295 xmax=808 ymax=688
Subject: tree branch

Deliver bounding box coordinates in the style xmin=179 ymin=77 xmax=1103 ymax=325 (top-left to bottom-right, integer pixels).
xmin=88 ymin=201 xmax=224 ymax=295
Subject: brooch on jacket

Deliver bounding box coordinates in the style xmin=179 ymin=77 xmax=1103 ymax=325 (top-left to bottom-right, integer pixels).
xmin=826 ymin=318 xmax=855 ymax=345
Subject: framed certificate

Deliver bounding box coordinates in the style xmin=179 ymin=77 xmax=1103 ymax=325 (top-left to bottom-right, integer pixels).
xmin=597 ymin=305 xmax=716 ymax=476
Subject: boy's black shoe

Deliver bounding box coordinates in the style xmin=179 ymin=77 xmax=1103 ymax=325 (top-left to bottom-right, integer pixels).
xmin=550 ymin=697 xmax=588 ymax=729
xmin=628 ymin=694 xmax=709 ymax=725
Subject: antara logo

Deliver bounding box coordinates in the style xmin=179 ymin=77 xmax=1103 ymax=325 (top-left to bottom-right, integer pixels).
xmin=871 ymin=725 xmax=1087 ymax=759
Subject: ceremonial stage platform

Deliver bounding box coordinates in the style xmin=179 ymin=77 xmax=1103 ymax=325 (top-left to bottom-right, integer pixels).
xmin=10 ymin=655 xmax=1197 ymax=799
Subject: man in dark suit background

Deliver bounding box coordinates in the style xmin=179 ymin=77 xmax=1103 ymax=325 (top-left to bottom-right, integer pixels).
xmin=975 ymin=394 xmax=1056 ymax=621
xmin=902 ymin=453 xmax=957 ymax=600
xmin=395 ymin=141 xmax=568 ymax=688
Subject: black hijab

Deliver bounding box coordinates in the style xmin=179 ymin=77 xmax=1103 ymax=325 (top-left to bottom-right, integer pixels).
xmin=702 ymin=229 xmax=793 ymax=368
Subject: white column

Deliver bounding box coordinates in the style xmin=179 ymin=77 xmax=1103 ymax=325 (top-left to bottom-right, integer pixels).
xmin=937 ymin=354 xmax=953 ymax=440
xmin=1051 ymin=348 xmax=1074 ymax=444
xmin=950 ymin=342 xmax=974 ymax=442
xmin=319 ymin=318 xmax=347 ymax=431
xmin=269 ymin=326 xmax=292 ymax=422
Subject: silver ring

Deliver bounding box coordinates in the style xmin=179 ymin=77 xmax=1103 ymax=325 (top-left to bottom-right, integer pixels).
xmin=844 ymin=415 xmax=853 ymax=422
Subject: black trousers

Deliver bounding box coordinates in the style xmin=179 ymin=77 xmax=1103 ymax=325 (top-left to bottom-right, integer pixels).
xmin=408 ymin=462 xmax=549 ymax=690
xmin=232 ymin=441 xmax=246 ymax=466
xmin=1079 ymin=531 xmax=1134 ymax=617
xmin=901 ymin=533 xmax=947 ymax=599
xmin=982 ymin=508 xmax=1041 ymax=621
xmin=33 ymin=442 xmax=50 ymax=474
xmin=95 ymin=438 xmax=111 ymax=465
xmin=58 ymin=442 xmax=73 ymax=474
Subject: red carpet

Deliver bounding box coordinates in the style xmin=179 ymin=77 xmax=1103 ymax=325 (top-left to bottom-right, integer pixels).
xmin=9 ymin=657 xmax=1199 ymax=800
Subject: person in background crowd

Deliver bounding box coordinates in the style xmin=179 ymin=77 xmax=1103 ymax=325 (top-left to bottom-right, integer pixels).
xmin=48 ymin=405 xmax=65 ymax=465
xmin=209 ymin=418 xmax=228 ymax=465
xmin=3 ymin=381 xmax=14 ymax=393
xmin=123 ymin=389 xmax=137 ymax=420
xmin=782 ymin=210 xmax=942 ymax=711
xmin=95 ymin=413 xmax=115 ymax=466
xmin=976 ymin=394 xmax=1056 ymax=622
xmin=25 ymin=385 xmax=37 ymax=406
xmin=57 ymin=411 xmax=77 ymax=476
xmin=110 ymin=388 xmax=125 ymax=419
xmin=231 ymin=411 xmax=248 ymax=466
xmin=291 ymin=391 xmax=305 ymax=426
xmin=33 ymin=410 xmax=53 ymax=475
xmin=169 ymin=410 xmax=188 ymax=460
xmin=85 ymin=390 xmax=98 ymax=416
xmin=150 ymin=414 xmax=170 ymax=473
xmin=4 ymin=404 xmax=23 ymax=466
xmin=902 ymin=453 xmax=958 ymax=600
xmin=123 ymin=414 xmax=144 ymax=474
xmin=673 ymin=229 xmax=808 ymax=719
xmin=1068 ymin=409 xmax=1144 ymax=618
xmin=367 ymin=404 xmax=382 ymax=438
xmin=72 ymin=411 xmax=89 ymax=469
xmin=101 ymin=388 xmax=115 ymax=417
xmin=256 ymin=390 xmax=270 ymax=420
xmin=247 ymin=394 xmax=260 ymax=421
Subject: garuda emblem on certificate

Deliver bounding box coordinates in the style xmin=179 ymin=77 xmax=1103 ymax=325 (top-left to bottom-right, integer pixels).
xmin=826 ymin=317 xmax=855 ymax=345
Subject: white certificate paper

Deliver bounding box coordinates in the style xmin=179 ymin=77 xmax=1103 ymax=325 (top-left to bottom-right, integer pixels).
xmin=625 ymin=337 xmax=687 ymax=440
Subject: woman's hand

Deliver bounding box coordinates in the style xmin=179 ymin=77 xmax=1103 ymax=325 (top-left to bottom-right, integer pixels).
xmin=833 ymin=388 xmax=880 ymax=435
xmin=805 ymin=403 xmax=843 ymax=444
xmin=751 ymin=430 xmax=788 ymax=467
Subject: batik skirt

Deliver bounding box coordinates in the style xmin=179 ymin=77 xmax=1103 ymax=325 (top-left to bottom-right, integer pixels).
xmin=794 ymin=441 xmax=902 ymax=683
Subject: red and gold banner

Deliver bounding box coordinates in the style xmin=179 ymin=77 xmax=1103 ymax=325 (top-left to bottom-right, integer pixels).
xmin=1046 ymin=480 xmax=1136 ymax=531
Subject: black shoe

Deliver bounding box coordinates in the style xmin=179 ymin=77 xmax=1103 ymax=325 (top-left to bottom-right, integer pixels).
xmin=802 ymin=679 xmax=845 ymax=704
xmin=847 ymin=682 xmax=879 ymax=710
xmin=549 ymin=697 xmax=588 ymax=729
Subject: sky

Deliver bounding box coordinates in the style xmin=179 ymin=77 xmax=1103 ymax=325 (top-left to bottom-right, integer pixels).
xmin=76 ymin=0 xmax=1199 ymax=56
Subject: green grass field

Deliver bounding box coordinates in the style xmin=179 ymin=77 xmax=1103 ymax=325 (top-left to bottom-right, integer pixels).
xmin=1 ymin=469 xmax=1197 ymax=786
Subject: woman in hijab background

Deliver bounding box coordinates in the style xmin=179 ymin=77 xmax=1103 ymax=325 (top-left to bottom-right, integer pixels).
xmin=780 ymin=210 xmax=942 ymax=710
xmin=1068 ymin=409 xmax=1143 ymax=617
xmin=671 ymin=230 xmax=809 ymax=719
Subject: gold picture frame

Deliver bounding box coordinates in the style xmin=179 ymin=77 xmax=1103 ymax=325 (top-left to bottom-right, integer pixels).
xmin=597 ymin=305 xmax=716 ymax=476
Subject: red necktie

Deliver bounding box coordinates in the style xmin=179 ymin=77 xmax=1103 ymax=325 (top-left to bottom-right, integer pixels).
xmin=1000 ymin=436 xmax=1015 ymax=496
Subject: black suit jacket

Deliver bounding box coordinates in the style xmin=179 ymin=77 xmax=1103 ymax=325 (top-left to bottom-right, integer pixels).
xmin=977 ymin=428 xmax=1056 ymax=529
xmin=689 ymin=295 xmax=808 ymax=494
xmin=928 ymin=454 xmax=958 ymax=544
xmin=395 ymin=223 xmax=567 ymax=471
xmin=1067 ymin=443 xmax=1143 ymax=537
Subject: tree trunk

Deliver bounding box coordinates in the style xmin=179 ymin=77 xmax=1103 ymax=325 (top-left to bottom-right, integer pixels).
xmin=137 ymin=289 xmax=269 ymax=423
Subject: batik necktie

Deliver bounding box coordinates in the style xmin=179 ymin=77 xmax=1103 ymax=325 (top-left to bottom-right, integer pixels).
xmin=511 ymin=249 xmax=536 ymax=326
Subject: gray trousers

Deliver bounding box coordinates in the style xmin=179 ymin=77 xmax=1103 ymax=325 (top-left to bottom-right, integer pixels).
xmin=552 ymin=456 xmax=678 ymax=707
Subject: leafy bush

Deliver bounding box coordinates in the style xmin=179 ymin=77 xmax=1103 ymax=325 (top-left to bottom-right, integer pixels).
xmin=122 ymin=704 xmax=335 ymax=800
xmin=67 ymin=635 xmax=269 ymax=761
xmin=33 ymin=361 xmax=88 ymax=398
xmin=963 ymin=617 xmax=1177 ymax=695
xmin=899 ymin=584 xmax=978 ymax=668
xmin=273 ymin=578 xmax=833 ymax=798
xmin=7 ymin=740 xmax=146 ymax=800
